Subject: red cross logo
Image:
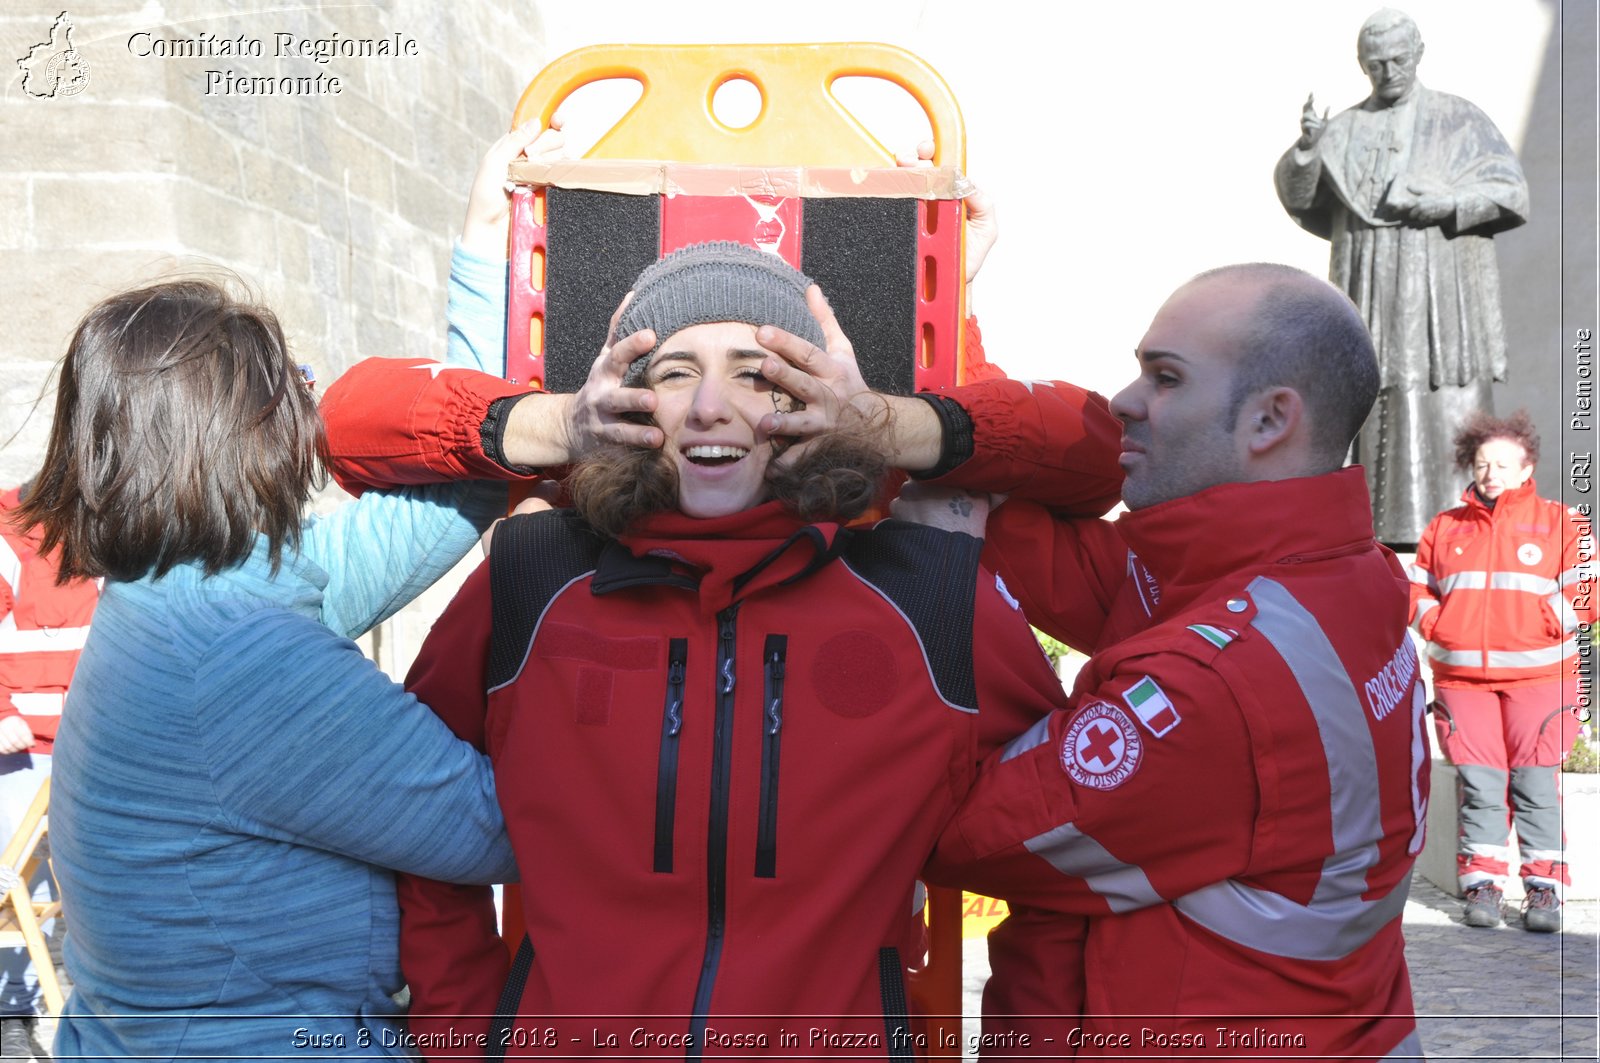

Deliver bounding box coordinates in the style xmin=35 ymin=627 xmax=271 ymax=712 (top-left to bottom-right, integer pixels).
xmin=1079 ymin=722 xmax=1122 ymax=767
xmin=1061 ymin=701 xmax=1144 ymax=791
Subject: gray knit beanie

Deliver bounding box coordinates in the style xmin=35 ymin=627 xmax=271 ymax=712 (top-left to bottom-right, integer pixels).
xmin=615 ymin=241 xmax=826 ymax=386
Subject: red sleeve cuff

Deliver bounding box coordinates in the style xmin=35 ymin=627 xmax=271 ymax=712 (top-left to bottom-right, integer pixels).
xmin=321 ymin=358 xmax=538 ymax=496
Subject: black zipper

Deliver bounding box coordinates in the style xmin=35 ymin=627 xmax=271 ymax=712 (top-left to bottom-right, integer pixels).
xmin=688 ymin=604 xmax=739 ymax=1060
xmin=756 ymin=635 xmax=787 ymax=878
xmin=652 ymin=639 xmax=688 ymax=874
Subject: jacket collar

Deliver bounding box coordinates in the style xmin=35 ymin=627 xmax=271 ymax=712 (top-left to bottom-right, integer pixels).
xmin=1459 ymin=479 xmax=1537 ymax=517
xmin=597 ymin=501 xmax=844 ymax=615
xmin=1115 ymin=467 xmax=1377 ymax=615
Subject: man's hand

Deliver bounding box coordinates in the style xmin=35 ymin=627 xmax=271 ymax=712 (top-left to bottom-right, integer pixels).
xmin=1297 ymin=93 xmax=1328 ymax=151
xmin=755 ymin=286 xmax=870 ymax=455
xmin=480 ymin=482 xmax=562 ymax=555
xmin=890 ymin=482 xmax=994 ymax=537
xmin=563 ymin=293 xmax=661 ymax=454
xmin=460 ymin=117 xmax=567 ymax=258
xmin=0 ymin=715 xmax=34 ymax=755
xmin=499 ymin=295 xmax=661 ymax=468
xmin=755 ymin=284 xmax=946 ymax=474
xmin=896 ymin=139 xmax=997 ymax=284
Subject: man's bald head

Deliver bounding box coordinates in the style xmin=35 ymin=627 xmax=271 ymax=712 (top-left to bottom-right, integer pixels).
xmin=1187 ymin=263 xmax=1378 ymax=473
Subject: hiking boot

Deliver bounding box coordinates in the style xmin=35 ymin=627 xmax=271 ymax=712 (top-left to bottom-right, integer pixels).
xmin=0 ymin=1017 xmax=35 ymax=1060
xmin=1521 ymin=886 xmax=1562 ymax=933
xmin=1462 ymin=883 xmax=1504 ymax=927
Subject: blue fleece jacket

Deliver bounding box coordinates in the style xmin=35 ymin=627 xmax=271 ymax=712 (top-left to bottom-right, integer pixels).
xmin=50 ymin=244 xmax=515 ymax=1060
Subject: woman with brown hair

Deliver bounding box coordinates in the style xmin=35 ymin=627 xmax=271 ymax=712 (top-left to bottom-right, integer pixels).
xmin=1410 ymin=409 xmax=1592 ymax=933
xmin=8 ymin=123 xmax=644 ymax=1058
xmin=393 ymin=241 xmax=1069 ymax=1058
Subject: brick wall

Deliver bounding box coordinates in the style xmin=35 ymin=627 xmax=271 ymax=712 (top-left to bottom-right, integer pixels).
xmin=3 ymin=1 xmax=548 ymax=675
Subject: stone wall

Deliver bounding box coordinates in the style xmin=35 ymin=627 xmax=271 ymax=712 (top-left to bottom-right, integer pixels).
xmin=3 ymin=1 xmax=547 ymax=675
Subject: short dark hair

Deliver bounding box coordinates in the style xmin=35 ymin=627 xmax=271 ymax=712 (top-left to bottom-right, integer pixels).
xmin=15 ymin=277 xmax=325 ymax=582
xmin=566 ymin=413 xmax=889 ymax=539
xmin=1200 ymin=263 xmax=1378 ymax=471
xmin=1453 ymin=409 xmax=1539 ymax=470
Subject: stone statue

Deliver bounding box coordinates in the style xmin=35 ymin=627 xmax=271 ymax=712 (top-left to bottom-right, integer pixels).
xmin=1275 ymin=8 xmax=1529 ymax=545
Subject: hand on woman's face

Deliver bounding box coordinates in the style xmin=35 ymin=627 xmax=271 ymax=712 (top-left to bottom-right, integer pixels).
xmin=646 ymin=321 xmax=781 ymax=519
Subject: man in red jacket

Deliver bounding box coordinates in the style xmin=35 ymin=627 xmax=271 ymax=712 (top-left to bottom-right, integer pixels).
xmin=758 ymin=262 xmax=1425 ymax=1060
xmin=0 ymin=482 xmax=100 ymax=1056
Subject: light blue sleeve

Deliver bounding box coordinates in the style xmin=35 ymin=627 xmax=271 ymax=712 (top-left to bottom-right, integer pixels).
xmin=302 ymin=240 xmax=513 ymax=638
xmin=447 ymin=238 xmax=511 ymax=376
xmin=194 ymin=608 xmax=516 ymax=885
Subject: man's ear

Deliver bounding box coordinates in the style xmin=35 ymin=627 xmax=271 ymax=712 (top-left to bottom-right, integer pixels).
xmin=1242 ymin=387 xmax=1304 ymax=455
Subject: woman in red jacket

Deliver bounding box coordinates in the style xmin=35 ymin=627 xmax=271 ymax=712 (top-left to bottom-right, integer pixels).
xmin=1409 ymin=410 xmax=1591 ymax=933
xmin=394 ymin=242 xmax=1081 ymax=1060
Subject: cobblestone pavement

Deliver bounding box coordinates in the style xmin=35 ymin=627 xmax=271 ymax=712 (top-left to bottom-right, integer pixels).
xmin=959 ymin=876 xmax=1599 ymax=1061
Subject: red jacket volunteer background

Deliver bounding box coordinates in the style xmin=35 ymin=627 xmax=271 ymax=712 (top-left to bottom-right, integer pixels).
xmin=1409 ymin=481 xmax=1594 ymax=693
xmin=1 ymin=487 xmax=100 ymax=752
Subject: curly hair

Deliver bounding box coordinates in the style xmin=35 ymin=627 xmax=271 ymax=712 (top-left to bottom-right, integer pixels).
xmin=15 ymin=277 xmax=325 ymax=582
xmin=1452 ymin=409 xmax=1539 ymax=470
xmin=566 ymin=411 xmax=890 ymax=540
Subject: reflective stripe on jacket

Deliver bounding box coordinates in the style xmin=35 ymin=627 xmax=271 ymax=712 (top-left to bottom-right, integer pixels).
xmin=1410 ymin=482 xmax=1594 ymax=688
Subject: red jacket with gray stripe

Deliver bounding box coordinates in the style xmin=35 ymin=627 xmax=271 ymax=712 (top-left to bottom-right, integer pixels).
xmin=924 ymin=380 xmax=1424 ymax=1061
xmin=1 ymin=487 xmax=100 ymax=753
xmin=1408 ymin=482 xmax=1593 ymax=689
xmin=395 ymin=503 xmax=1069 ymax=1059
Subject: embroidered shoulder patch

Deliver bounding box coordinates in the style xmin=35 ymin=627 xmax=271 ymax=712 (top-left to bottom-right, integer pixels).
xmin=1061 ymin=701 xmax=1143 ymax=790
xmin=1121 ymin=675 xmax=1181 ymax=737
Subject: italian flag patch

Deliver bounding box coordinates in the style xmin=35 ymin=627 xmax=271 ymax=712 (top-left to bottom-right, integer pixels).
xmin=1121 ymin=675 xmax=1181 ymax=737
xmin=1187 ymin=624 xmax=1236 ymax=649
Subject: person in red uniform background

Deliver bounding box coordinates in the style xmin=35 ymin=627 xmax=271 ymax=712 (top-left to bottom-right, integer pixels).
xmin=1409 ymin=410 xmax=1592 ymax=932
xmin=0 ymin=482 xmax=99 ymax=1058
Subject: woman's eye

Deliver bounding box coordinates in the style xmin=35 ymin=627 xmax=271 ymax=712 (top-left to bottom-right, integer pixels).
xmin=1155 ymin=372 xmax=1179 ymax=387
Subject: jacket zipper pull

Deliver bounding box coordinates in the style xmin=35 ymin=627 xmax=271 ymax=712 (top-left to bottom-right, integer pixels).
xmin=766 ymin=650 xmax=785 ymax=735
xmin=667 ymin=656 xmax=686 ymax=736
xmin=719 ymin=612 xmax=737 ymax=695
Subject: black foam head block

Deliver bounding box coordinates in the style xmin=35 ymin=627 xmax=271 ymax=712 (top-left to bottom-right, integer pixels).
xmin=801 ymin=197 xmax=918 ymax=396
xmin=541 ymin=189 xmax=920 ymax=396
xmin=544 ymin=187 xmax=661 ymax=392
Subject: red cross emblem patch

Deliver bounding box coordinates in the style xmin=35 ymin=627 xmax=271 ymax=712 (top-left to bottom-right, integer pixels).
xmin=1060 ymin=701 xmax=1144 ymax=790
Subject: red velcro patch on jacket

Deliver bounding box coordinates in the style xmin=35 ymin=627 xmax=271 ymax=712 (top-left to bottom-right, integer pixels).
xmin=539 ymin=623 xmax=657 ymax=669
xmin=812 ymin=630 xmax=898 ymax=718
